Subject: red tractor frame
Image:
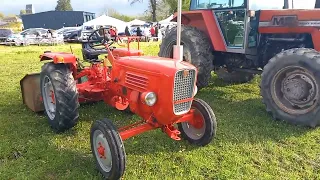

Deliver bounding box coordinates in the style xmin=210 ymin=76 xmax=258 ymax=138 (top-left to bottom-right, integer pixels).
xmin=159 ymin=0 xmax=320 ymax=128
xmin=21 ymin=29 xmax=217 ymax=179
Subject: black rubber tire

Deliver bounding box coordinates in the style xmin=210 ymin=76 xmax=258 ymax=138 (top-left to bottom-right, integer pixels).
xmin=90 ymin=119 xmax=126 ymax=180
xmin=178 ymin=98 xmax=217 ymax=146
xmin=260 ymin=48 xmax=320 ymax=127
xmin=159 ymin=25 xmax=214 ymax=90
xmin=215 ymin=68 xmax=254 ymax=83
xmin=40 ymin=62 xmax=79 ymax=132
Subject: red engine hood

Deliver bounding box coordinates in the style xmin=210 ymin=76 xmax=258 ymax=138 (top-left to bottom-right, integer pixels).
xmin=114 ymin=56 xmax=196 ymax=74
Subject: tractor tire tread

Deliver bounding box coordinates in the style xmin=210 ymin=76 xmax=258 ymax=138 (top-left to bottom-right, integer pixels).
xmin=91 ymin=119 xmax=126 ymax=180
xmin=178 ymin=98 xmax=217 ymax=146
xmin=159 ymin=25 xmax=214 ymax=89
xmin=260 ymin=48 xmax=320 ymax=127
xmin=40 ymin=62 xmax=79 ymax=132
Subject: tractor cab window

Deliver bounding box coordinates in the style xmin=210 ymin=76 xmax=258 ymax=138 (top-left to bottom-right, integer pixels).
xmin=249 ymin=0 xmax=316 ymax=10
xmin=190 ymin=0 xmax=245 ymax=10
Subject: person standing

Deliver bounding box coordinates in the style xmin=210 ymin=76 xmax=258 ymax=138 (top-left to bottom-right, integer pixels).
xmin=150 ymin=26 xmax=155 ymax=37
xmin=155 ymin=25 xmax=158 ymax=37
xmin=136 ymin=27 xmax=143 ymax=37
xmin=109 ymin=26 xmax=116 ymax=37
xmin=125 ymin=26 xmax=131 ymax=36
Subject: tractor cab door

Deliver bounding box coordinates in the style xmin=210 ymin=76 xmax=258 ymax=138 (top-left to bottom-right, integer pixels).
xmin=209 ymin=0 xmax=249 ymax=54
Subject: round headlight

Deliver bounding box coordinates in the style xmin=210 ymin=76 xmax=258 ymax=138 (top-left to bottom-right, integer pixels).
xmin=143 ymin=92 xmax=157 ymax=106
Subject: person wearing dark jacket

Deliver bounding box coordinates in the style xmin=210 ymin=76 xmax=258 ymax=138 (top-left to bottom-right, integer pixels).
xmin=155 ymin=25 xmax=158 ymax=37
xmin=125 ymin=26 xmax=131 ymax=36
xmin=136 ymin=27 xmax=143 ymax=36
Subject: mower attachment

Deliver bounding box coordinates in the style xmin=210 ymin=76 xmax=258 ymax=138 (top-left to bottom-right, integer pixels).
xmin=20 ymin=73 xmax=44 ymax=112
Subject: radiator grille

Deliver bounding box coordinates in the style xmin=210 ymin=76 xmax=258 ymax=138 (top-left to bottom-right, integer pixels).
xmin=173 ymin=69 xmax=196 ymax=115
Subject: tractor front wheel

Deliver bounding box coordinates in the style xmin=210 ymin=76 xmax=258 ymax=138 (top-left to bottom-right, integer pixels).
xmin=90 ymin=119 xmax=126 ymax=180
xmin=261 ymin=48 xmax=320 ymax=127
xmin=40 ymin=62 xmax=79 ymax=132
xmin=178 ymin=98 xmax=217 ymax=146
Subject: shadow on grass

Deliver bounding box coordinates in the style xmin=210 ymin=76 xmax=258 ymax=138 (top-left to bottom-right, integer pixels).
xmin=0 ymin=105 xmax=103 ymax=179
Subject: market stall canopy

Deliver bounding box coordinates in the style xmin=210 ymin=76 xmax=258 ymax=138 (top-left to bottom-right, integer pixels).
xmin=159 ymin=14 xmax=176 ymax=25
xmin=82 ymin=15 xmax=127 ymax=32
xmin=127 ymin=19 xmax=146 ymax=26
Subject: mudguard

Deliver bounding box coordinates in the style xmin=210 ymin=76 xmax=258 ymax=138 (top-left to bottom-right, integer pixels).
xmin=40 ymin=52 xmax=77 ymax=64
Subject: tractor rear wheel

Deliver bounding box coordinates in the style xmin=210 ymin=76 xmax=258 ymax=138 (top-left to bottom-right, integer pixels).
xmin=40 ymin=62 xmax=79 ymax=132
xmin=261 ymin=48 xmax=320 ymax=127
xmin=90 ymin=119 xmax=126 ymax=180
xmin=178 ymin=98 xmax=217 ymax=146
xmin=159 ymin=25 xmax=214 ymax=90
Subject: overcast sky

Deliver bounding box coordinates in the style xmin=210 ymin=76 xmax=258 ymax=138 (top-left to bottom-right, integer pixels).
xmin=0 ymin=0 xmax=149 ymax=16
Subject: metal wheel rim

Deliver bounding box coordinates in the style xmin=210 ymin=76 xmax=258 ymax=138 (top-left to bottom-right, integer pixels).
xmin=181 ymin=109 xmax=206 ymax=140
xmin=271 ymin=66 xmax=319 ymax=115
xmin=42 ymin=75 xmax=56 ymax=120
xmin=93 ymin=130 xmax=112 ymax=173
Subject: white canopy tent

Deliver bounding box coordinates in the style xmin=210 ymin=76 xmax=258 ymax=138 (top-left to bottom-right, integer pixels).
xmin=159 ymin=14 xmax=175 ymax=25
xmin=127 ymin=19 xmax=146 ymax=26
xmin=82 ymin=15 xmax=127 ymax=32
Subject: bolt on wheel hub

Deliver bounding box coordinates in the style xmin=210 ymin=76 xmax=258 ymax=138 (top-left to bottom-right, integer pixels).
xmin=271 ymin=66 xmax=319 ymax=115
xmin=93 ymin=130 xmax=112 ymax=172
xmin=42 ymin=76 xmax=56 ymax=120
xmin=181 ymin=108 xmax=206 ymax=140
xmin=97 ymin=142 xmax=106 ymax=159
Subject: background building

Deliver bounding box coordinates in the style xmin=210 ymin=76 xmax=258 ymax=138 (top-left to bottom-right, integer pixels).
xmin=26 ymin=4 xmax=35 ymax=14
xmin=21 ymin=11 xmax=95 ymax=29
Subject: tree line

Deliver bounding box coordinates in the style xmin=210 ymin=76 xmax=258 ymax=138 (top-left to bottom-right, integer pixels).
xmin=54 ymin=0 xmax=191 ymax=22
xmin=0 ymin=0 xmax=190 ymax=23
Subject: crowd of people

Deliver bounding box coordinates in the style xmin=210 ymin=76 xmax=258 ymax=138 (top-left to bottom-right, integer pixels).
xmin=124 ymin=23 xmax=162 ymax=38
xmin=96 ymin=23 xmax=172 ymax=42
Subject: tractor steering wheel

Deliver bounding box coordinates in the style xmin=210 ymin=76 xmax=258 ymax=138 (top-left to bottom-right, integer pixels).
xmin=87 ymin=27 xmax=114 ymax=49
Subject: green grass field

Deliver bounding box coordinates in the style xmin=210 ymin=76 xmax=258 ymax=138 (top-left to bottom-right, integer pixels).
xmin=0 ymin=43 xmax=319 ymax=180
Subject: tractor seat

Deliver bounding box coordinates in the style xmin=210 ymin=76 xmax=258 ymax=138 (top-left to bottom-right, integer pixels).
xmin=82 ymin=47 xmax=109 ymax=62
xmin=112 ymin=48 xmax=144 ymax=57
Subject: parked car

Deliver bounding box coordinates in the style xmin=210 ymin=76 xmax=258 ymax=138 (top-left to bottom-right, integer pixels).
xmin=63 ymin=29 xmax=82 ymax=43
xmin=55 ymin=27 xmax=82 ymax=42
xmin=6 ymin=28 xmax=63 ymax=46
xmin=0 ymin=28 xmax=13 ymax=42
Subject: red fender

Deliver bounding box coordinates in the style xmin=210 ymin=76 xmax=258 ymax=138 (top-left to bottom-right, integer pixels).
xmin=40 ymin=52 xmax=77 ymax=64
xmin=39 ymin=52 xmax=78 ymax=77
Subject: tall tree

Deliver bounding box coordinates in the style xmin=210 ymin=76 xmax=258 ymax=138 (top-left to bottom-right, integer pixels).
xmin=101 ymin=7 xmax=135 ymax=22
xmin=163 ymin=0 xmax=190 ymax=14
xmin=20 ymin=10 xmax=26 ymax=15
xmin=0 ymin=12 xmax=4 ymax=19
xmin=129 ymin=0 xmax=159 ymax=22
xmin=55 ymin=0 xmax=73 ymax=11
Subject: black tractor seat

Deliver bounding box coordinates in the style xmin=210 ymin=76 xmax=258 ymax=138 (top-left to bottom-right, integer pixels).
xmin=81 ymin=42 xmax=116 ymax=62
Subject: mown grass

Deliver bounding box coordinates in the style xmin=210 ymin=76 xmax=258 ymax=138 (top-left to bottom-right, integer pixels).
xmin=0 ymin=42 xmax=319 ymax=180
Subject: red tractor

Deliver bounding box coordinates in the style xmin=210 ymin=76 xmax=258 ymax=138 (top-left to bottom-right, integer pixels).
xmin=20 ymin=28 xmax=217 ymax=179
xmin=159 ymin=0 xmax=320 ymax=127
